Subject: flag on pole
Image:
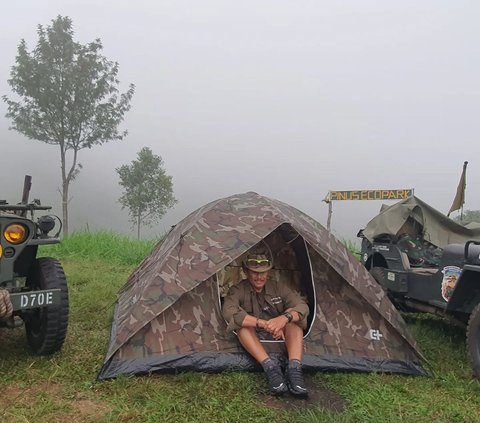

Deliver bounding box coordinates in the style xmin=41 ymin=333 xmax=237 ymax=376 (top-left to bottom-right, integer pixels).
xmin=447 ymin=161 xmax=468 ymax=217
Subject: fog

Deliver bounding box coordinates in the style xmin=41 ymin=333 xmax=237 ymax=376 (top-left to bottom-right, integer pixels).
xmin=1 ymin=1 xmax=479 ymax=242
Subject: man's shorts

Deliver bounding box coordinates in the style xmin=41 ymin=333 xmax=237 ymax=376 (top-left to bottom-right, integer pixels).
xmin=256 ymin=329 xmax=277 ymax=341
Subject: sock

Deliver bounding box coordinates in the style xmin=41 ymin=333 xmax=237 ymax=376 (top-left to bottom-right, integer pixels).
xmin=288 ymin=359 xmax=302 ymax=369
xmin=261 ymin=357 xmax=275 ymax=371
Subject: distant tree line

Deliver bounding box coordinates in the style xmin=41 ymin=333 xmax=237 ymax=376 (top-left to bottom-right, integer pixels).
xmin=453 ymin=210 xmax=480 ymax=224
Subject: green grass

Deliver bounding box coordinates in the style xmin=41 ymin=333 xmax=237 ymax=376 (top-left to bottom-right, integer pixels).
xmin=1 ymin=232 xmax=480 ymax=422
xmin=342 ymin=238 xmax=361 ymax=260
xmin=41 ymin=230 xmax=159 ymax=266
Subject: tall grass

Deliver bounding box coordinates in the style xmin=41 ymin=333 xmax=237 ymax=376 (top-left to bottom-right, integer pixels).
xmin=342 ymin=238 xmax=361 ymax=260
xmin=39 ymin=230 xmax=159 ymax=266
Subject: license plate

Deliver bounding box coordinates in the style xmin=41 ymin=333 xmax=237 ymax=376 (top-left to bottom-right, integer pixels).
xmin=9 ymin=289 xmax=62 ymax=311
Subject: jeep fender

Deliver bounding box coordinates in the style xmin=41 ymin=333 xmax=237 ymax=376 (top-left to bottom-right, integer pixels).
xmin=364 ymin=252 xmax=388 ymax=271
xmin=447 ymin=266 xmax=480 ymax=316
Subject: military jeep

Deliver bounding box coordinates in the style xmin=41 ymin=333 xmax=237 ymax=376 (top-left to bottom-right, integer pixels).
xmin=0 ymin=176 xmax=68 ymax=354
xmin=358 ymin=196 xmax=480 ymax=377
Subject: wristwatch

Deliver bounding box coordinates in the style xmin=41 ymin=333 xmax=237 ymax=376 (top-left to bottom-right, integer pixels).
xmin=282 ymin=311 xmax=293 ymax=323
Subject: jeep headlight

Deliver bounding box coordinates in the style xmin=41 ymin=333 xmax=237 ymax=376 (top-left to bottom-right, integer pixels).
xmin=4 ymin=224 xmax=28 ymax=244
xmin=0 ymin=244 xmax=2 ymax=258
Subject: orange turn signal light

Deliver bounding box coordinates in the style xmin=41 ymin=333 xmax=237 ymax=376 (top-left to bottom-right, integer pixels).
xmin=4 ymin=224 xmax=28 ymax=244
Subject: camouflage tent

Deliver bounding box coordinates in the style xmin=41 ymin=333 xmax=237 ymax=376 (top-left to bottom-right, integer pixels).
xmin=98 ymin=192 xmax=425 ymax=380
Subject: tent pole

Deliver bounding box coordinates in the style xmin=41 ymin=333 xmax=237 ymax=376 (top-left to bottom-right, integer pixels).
xmin=327 ymin=201 xmax=333 ymax=232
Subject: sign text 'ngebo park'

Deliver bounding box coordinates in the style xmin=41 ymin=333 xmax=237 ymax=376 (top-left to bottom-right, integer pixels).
xmin=328 ymin=189 xmax=413 ymax=201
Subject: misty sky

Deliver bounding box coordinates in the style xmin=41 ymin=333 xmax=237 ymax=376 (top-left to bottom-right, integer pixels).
xmin=1 ymin=1 xmax=479 ymax=242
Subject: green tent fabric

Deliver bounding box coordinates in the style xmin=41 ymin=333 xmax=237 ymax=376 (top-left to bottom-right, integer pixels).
xmin=363 ymin=196 xmax=480 ymax=248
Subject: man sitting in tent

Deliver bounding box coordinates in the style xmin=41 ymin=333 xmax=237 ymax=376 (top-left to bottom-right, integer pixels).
xmin=222 ymin=250 xmax=309 ymax=397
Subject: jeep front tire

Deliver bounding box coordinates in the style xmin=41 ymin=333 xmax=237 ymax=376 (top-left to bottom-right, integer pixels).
xmin=370 ymin=267 xmax=388 ymax=291
xmin=24 ymin=257 xmax=69 ymax=355
xmin=467 ymin=303 xmax=480 ymax=378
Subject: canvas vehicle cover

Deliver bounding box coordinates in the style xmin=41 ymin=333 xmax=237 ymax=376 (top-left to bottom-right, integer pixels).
xmin=362 ymin=196 xmax=480 ymax=248
xmin=98 ymin=192 xmax=425 ymax=380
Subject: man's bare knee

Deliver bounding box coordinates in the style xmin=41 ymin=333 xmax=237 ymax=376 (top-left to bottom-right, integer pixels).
xmin=237 ymin=326 xmax=257 ymax=339
xmin=284 ymin=322 xmax=303 ymax=337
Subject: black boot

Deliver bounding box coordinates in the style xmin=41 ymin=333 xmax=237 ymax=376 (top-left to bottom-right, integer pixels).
xmin=262 ymin=359 xmax=288 ymax=395
xmin=285 ymin=360 xmax=308 ymax=397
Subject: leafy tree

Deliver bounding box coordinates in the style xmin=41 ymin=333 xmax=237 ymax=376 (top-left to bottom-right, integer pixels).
xmin=3 ymin=16 xmax=134 ymax=235
xmin=116 ymin=147 xmax=177 ymax=239
xmin=453 ymin=210 xmax=480 ymax=224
